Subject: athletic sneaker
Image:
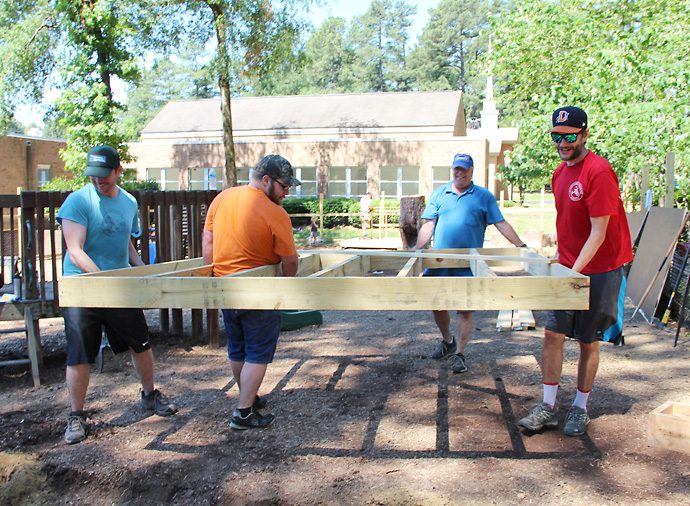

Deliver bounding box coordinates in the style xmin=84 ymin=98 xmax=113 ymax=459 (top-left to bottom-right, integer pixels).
xmin=449 ymin=353 xmax=468 ymax=373
xmin=230 ymin=409 xmax=275 ymax=430
xmin=431 ymin=338 xmax=457 ymax=359
xmin=518 ymin=403 xmax=558 ymax=431
xmin=141 ymin=389 xmax=178 ymax=416
xmin=65 ymin=413 xmax=87 ymax=445
xmin=563 ymin=406 xmax=590 ymax=436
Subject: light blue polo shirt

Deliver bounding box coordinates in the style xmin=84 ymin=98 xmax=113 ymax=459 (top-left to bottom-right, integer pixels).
xmin=422 ymin=182 xmax=504 ymax=249
xmin=57 ymin=184 xmax=142 ymax=276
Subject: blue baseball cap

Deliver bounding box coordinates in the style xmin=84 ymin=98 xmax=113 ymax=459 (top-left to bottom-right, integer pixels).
xmin=452 ymin=154 xmax=474 ymax=170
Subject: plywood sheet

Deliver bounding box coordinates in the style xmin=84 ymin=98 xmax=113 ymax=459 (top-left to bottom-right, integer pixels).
xmin=626 ymin=208 xmax=688 ymax=322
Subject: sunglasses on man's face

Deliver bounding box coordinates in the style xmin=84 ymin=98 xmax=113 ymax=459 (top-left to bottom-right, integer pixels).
xmin=551 ymin=132 xmax=580 ymax=143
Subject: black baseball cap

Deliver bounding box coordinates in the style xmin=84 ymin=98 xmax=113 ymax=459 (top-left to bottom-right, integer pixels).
xmin=255 ymin=154 xmax=301 ymax=186
xmin=551 ymin=106 xmax=588 ymax=134
xmin=84 ymin=145 xmax=120 ymax=178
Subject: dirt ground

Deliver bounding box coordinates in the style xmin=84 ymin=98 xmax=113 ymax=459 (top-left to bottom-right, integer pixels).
xmin=1 ymin=303 xmax=690 ymax=506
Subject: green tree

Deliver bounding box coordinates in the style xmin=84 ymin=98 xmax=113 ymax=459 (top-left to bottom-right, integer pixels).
xmin=123 ymin=41 xmax=219 ymax=140
xmin=490 ymin=0 xmax=690 ymax=207
xmin=186 ymin=0 xmax=307 ymax=186
xmin=249 ymin=16 xmax=358 ymax=96
xmin=0 ymin=0 xmax=59 ymax=132
xmin=407 ymin=0 xmax=492 ymax=117
xmin=349 ymin=0 xmax=416 ymax=92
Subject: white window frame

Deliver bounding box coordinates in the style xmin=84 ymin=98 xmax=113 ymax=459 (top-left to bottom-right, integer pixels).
xmin=432 ymin=166 xmax=453 ymax=191
xmin=37 ymin=164 xmax=52 ymax=188
xmin=189 ymin=167 xmax=221 ymax=190
xmin=147 ymin=168 xmax=180 ymax=190
xmin=328 ymin=166 xmax=368 ymax=198
xmin=379 ymin=166 xmax=420 ymax=198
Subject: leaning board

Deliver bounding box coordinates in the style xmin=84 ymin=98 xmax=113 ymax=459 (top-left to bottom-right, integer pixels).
xmin=58 ymin=248 xmax=589 ymax=311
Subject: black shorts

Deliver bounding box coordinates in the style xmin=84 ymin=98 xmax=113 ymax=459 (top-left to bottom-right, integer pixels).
xmin=545 ymin=266 xmax=625 ymax=344
xmin=63 ymin=307 xmax=150 ymax=366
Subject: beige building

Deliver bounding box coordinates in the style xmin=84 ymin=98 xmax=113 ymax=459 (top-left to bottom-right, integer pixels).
xmin=127 ymin=89 xmax=517 ymax=199
xmin=0 ymin=134 xmax=67 ymax=193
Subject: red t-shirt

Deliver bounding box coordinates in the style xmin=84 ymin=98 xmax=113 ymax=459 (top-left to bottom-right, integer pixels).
xmin=552 ymin=151 xmax=633 ymax=274
xmin=204 ymin=185 xmax=297 ymax=276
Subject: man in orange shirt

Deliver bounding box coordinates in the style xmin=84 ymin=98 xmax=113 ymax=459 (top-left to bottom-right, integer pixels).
xmin=203 ymin=155 xmax=300 ymax=429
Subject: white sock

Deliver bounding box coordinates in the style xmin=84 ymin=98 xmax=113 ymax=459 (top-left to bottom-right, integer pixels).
xmin=543 ymin=383 xmax=558 ymax=408
xmin=572 ymin=389 xmax=590 ymax=410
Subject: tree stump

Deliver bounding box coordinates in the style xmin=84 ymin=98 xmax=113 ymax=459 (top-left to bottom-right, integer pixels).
xmin=399 ymin=195 xmax=426 ymax=250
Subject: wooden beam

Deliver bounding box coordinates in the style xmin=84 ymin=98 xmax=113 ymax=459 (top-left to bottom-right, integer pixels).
xmin=58 ymin=249 xmax=589 ymax=312
xmin=397 ymin=256 xmax=422 ymax=278
xmin=59 ymin=274 xmax=588 ymax=311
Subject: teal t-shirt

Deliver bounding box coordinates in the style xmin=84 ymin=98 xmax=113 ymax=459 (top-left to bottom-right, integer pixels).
xmin=57 ymin=184 xmax=142 ymax=276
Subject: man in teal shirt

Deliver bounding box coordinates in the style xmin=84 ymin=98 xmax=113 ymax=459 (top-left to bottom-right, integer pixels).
xmin=57 ymin=145 xmax=177 ymax=445
xmin=415 ymin=154 xmax=526 ymax=373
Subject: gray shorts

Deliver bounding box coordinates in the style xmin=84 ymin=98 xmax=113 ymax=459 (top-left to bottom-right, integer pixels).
xmin=545 ymin=266 xmax=625 ymax=344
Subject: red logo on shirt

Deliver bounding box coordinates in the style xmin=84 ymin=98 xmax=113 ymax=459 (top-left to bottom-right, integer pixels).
xmin=569 ymin=181 xmax=584 ymax=201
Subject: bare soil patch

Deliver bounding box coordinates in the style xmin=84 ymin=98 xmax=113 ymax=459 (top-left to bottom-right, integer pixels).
xmin=1 ymin=305 xmax=690 ymax=506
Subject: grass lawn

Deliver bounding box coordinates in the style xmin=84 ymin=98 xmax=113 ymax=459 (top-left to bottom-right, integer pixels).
xmin=293 ymin=207 xmax=556 ymax=247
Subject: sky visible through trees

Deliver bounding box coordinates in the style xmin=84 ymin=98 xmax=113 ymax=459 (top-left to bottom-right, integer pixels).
xmin=13 ymin=0 xmax=441 ymax=127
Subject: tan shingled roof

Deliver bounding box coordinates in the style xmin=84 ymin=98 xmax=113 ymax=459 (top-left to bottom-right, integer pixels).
xmin=142 ymin=91 xmax=464 ymax=134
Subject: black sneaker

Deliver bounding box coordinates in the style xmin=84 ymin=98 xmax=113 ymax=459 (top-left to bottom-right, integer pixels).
xmin=141 ymin=389 xmax=178 ymax=416
xmin=431 ymin=338 xmax=457 ymax=359
xmin=449 ymin=353 xmax=468 ymax=373
xmin=253 ymin=395 xmax=267 ymax=410
xmin=230 ymin=409 xmax=275 ymax=430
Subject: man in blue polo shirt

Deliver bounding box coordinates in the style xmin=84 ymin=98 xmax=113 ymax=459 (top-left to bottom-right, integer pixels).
xmin=415 ymin=154 xmax=527 ymax=373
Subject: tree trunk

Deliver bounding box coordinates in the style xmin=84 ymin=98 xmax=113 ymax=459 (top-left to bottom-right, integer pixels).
xmin=399 ymin=196 xmax=426 ymax=250
xmin=219 ymin=78 xmax=237 ymax=188
xmin=210 ymin=1 xmax=237 ymax=188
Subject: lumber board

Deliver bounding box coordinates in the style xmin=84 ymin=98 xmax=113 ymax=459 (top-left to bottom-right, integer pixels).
xmin=58 ymin=248 xmax=589 ymax=311
xmin=517 ymin=309 xmax=536 ymax=329
xmin=496 ymin=310 xmax=513 ymax=332
xmin=648 ymin=401 xmax=690 ymax=455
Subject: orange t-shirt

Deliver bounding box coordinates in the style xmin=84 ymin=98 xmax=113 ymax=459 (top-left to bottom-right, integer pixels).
xmin=204 ymin=185 xmax=297 ymax=276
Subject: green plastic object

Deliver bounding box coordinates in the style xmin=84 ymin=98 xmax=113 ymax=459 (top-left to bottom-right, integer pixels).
xmin=281 ymin=310 xmax=323 ymax=331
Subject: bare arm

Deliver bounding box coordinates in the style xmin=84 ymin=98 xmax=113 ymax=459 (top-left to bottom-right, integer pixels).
xmin=61 ymin=219 xmax=100 ymax=273
xmin=128 ymin=239 xmax=145 ymax=267
xmin=202 ymin=229 xmax=213 ymax=265
xmin=493 ymin=220 xmax=526 ymax=247
xmin=280 ymin=253 xmax=299 ymax=277
xmin=414 ymin=219 xmax=437 ymax=249
xmin=571 ymin=215 xmax=609 ymax=273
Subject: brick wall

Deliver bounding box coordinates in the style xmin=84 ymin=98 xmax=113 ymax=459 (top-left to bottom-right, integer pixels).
xmin=0 ymin=135 xmax=67 ymax=192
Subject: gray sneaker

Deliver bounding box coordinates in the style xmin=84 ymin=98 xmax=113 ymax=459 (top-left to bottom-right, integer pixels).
xmin=141 ymin=389 xmax=178 ymax=416
xmin=431 ymin=338 xmax=457 ymax=359
xmin=65 ymin=413 xmax=87 ymax=445
xmin=449 ymin=353 xmax=467 ymax=373
xmin=518 ymin=403 xmax=558 ymax=431
xmin=563 ymin=406 xmax=590 ymax=436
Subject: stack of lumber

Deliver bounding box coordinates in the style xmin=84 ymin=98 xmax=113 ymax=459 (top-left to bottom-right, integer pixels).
xmin=496 ymin=310 xmax=536 ymax=332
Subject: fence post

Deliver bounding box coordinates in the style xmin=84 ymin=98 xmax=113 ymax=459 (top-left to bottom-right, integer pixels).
xmin=319 ymin=194 xmax=324 ymax=237
xmin=640 ymin=164 xmax=650 ymax=210
xmin=378 ymin=192 xmax=385 ymax=239
xmin=665 ymin=152 xmax=675 ymax=208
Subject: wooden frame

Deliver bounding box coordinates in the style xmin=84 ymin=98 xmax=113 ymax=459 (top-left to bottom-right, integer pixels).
xmin=59 ymin=248 xmax=589 ymax=311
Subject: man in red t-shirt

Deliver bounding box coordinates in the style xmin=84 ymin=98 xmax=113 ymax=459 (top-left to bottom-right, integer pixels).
xmin=519 ymin=107 xmax=633 ymax=437
xmin=203 ymin=154 xmax=299 ymax=430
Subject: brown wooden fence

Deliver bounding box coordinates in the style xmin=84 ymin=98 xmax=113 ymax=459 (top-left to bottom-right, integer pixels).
xmin=0 ymin=190 xmax=220 ymax=386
